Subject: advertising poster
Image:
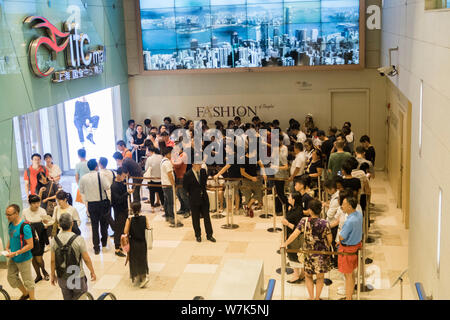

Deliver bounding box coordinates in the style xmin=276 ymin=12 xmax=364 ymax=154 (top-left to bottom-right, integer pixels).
xmin=64 ymin=88 xmax=116 ymax=169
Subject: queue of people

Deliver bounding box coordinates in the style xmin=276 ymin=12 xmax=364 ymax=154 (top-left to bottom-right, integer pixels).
xmin=3 ymin=113 xmax=375 ymax=300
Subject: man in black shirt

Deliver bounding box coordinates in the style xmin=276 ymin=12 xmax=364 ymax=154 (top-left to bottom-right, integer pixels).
xmin=239 ymin=148 xmax=267 ymax=217
xmin=318 ymin=130 xmax=333 ymax=163
xmin=214 ymin=146 xmax=242 ymax=213
xmin=110 ymin=168 xmax=133 ymax=257
xmin=341 ymin=161 xmax=361 ymax=200
xmin=360 ymin=135 xmax=376 ymax=167
xmin=183 ymin=163 xmax=216 ymax=243
xmin=113 ymin=152 xmax=143 ymax=203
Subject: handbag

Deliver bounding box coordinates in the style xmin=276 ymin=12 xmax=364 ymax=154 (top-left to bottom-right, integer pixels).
xmin=45 ymin=181 xmax=56 ymax=216
xmin=145 ymin=228 xmax=153 ymax=250
xmin=121 ymin=234 xmax=130 ymax=253
xmin=51 ymin=209 xmax=59 ymax=238
xmin=298 ymin=218 xmax=311 ymax=266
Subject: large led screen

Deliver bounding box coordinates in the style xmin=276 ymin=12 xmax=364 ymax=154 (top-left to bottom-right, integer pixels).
xmin=139 ymin=0 xmax=361 ymax=71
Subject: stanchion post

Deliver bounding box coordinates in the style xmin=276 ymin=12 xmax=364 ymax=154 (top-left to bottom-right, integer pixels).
xmin=276 ymin=203 xmax=294 ymax=275
xmin=266 ymin=187 xmax=283 ymax=232
xmin=230 ymin=185 xmax=235 ymax=226
xmin=221 ymin=183 xmax=238 ymax=229
xmin=360 ymin=211 xmax=373 ymax=292
xmin=281 ymin=247 xmax=286 ymax=300
xmin=357 ymin=250 xmax=361 ymax=300
xmin=271 ymin=187 xmax=276 ymax=230
xmin=259 ymin=180 xmax=272 ymax=219
xmin=215 ymin=186 xmax=219 ymax=213
xmin=318 ymin=176 xmax=322 ymax=202
xmin=226 ymin=184 xmax=230 ymax=225
xmin=170 ymin=184 xmax=183 ymax=228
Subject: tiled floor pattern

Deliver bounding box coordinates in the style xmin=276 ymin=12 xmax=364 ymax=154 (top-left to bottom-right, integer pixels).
xmin=1 ymin=172 xmax=413 ymax=300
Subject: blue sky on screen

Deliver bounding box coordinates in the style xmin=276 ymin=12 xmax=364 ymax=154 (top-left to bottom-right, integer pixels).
xmin=140 ymin=0 xmax=174 ymax=9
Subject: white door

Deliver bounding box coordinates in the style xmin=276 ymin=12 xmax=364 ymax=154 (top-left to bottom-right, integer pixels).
xmin=330 ymin=90 xmax=370 ymax=145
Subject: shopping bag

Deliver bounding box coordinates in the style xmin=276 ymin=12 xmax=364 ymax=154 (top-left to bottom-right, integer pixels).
xmin=145 ymin=228 xmax=153 ymax=250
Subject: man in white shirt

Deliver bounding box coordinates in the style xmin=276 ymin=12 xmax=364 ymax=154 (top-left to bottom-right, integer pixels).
xmin=145 ymin=147 xmax=164 ymax=209
xmin=125 ymin=120 xmax=136 ymax=150
xmin=98 ymin=157 xmax=116 ymax=237
xmin=79 ymin=159 xmax=112 ymax=255
xmin=98 ymin=157 xmax=115 ymax=199
xmin=160 ymin=147 xmax=176 ymax=224
xmin=289 ymin=142 xmax=306 ymax=195
xmin=289 ymin=123 xmax=306 ymax=145
xmin=289 ymin=143 xmax=306 ymax=180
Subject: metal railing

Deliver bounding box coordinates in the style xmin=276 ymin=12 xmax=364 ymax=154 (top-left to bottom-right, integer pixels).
xmin=77 ymin=292 xmax=117 ymax=300
xmin=264 ymin=279 xmax=276 ymax=300
xmin=97 ymin=292 xmax=118 ymax=300
xmin=0 ymin=285 xmax=11 ymax=300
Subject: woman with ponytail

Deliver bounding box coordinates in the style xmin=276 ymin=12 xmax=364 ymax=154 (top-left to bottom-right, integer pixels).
xmin=124 ymin=202 xmax=150 ymax=288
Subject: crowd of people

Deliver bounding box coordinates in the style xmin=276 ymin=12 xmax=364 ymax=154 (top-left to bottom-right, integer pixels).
xmin=3 ymin=113 xmax=376 ymax=300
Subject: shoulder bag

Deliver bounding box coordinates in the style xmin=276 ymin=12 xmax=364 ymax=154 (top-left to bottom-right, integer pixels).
xmin=298 ymin=217 xmax=311 ymax=267
xmin=45 ymin=181 xmax=57 ymax=216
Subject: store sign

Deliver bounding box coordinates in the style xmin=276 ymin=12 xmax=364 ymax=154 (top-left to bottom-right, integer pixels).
xmin=24 ymin=16 xmax=105 ymax=83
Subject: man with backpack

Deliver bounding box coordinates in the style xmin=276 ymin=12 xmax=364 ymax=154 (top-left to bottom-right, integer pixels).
xmin=5 ymin=204 xmax=36 ymax=300
xmin=50 ymin=213 xmax=96 ymax=300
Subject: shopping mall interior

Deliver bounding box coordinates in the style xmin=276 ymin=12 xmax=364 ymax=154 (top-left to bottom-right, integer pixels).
xmin=0 ymin=0 xmax=449 ymax=303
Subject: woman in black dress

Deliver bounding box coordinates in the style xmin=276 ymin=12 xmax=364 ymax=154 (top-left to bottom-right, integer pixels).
xmin=281 ymin=193 xmax=306 ymax=284
xmin=305 ymin=148 xmax=323 ymax=192
xmin=124 ymin=202 xmax=150 ymax=288
xmin=131 ymin=125 xmax=147 ymax=165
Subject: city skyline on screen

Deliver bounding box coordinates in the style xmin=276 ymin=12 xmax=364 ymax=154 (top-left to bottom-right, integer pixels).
xmin=140 ymin=0 xmax=360 ymax=71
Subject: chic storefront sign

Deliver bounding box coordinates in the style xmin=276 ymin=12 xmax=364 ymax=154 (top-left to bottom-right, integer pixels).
xmin=24 ymin=16 xmax=105 ymax=83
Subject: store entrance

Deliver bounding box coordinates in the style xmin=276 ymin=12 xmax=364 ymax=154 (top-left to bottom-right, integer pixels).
xmin=13 ymin=86 xmax=124 ymax=203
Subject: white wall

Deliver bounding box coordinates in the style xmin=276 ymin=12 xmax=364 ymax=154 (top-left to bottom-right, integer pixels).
xmin=129 ymin=69 xmax=387 ymax=169
xmin=381 ymin=0 xmax=450 ymax=299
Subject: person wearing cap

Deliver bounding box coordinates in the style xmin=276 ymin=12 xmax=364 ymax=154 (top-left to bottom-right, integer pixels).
xmin=179 ymin=117 xmax=187 ymax=129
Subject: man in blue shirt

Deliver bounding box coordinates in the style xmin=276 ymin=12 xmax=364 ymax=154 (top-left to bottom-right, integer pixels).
xmin=338 ymin=195 xmax=363 ymax=300
xmin=5 ymin=204 xmax=35 ymax=300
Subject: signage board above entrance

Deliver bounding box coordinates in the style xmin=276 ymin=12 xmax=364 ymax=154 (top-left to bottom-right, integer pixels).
xmin=24 ymin=16 xmax=105 ymax=83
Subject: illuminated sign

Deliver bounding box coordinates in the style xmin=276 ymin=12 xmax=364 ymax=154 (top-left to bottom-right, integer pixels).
xmin=24 ymin=16 xmax=105 ymax=83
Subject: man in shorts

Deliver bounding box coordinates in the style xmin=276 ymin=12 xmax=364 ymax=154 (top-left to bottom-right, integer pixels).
xmin=337 ymin=195 xmax=363 ymax=300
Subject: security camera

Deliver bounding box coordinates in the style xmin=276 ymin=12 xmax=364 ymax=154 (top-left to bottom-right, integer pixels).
xmin=378 ymin=65 xmax=398 ymax=77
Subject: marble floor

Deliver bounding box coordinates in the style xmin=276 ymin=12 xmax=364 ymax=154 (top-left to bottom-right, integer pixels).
xmin=1 ymin=172 xmax=414 ymax=300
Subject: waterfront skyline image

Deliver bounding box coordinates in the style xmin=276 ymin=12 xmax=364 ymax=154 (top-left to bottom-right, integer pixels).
xmin=140 ymin=0 xmax=360 ymax=70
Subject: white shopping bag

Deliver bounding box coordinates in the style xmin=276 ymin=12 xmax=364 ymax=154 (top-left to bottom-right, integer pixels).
xmin=145 ymin=228 xmax=153 ymax=250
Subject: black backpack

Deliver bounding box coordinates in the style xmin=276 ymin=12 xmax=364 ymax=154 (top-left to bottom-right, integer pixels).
xmin=54 ymin=234 xmax=80 ymax=279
